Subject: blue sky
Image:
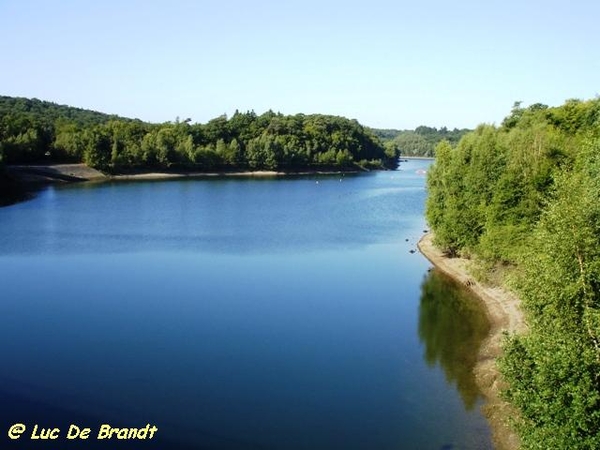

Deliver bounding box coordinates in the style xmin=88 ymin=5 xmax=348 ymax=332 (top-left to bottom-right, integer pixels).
xmin=0 ymin=0 xmax=598 ymax=129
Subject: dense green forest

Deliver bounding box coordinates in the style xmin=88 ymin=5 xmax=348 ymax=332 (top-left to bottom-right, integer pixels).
xmin=426 ymin=98 xmax=600 ymax=449
xmin=372 ymin=125 xmax=471 ymax=157
xmin=0 ymin=96 xmax=398 ymax=172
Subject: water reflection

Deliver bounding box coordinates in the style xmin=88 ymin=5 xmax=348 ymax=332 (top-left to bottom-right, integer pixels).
xmin=0 ymin=177 xmax=34 ymax=207
xmin=418 ymin=269 xmax=490 ymax=410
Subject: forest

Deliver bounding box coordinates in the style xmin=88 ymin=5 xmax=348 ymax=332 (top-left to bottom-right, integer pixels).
xmin=0 ymin=96 xmax=398 ymax=173
xmin=372 ymin=125 xmax=471 ymax=157
xmin=425 ymin=98 xmax=600 ymax=449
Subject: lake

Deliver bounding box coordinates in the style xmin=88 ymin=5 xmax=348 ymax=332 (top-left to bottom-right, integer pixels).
xmin=0 ymin=159 xmax=492 ymax=449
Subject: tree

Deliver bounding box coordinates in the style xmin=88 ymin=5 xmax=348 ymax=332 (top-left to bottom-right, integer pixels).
xmin=0 ymin=95 xmax=392 ymax=171
xmin=82 ymin=127 xmax=111 ymax=170
xmin=426 ymin=98 xmax=600 ymax=448
xmin=501 ymin=138 xmax=600 ymax=449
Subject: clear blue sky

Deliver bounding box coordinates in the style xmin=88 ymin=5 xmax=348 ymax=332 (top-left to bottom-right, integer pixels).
xmin=1 ymin=0 xmax=598 ymax=129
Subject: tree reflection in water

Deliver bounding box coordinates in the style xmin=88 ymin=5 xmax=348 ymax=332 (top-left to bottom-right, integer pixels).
xmin=418 ymin=269 xmax=490 ymax=410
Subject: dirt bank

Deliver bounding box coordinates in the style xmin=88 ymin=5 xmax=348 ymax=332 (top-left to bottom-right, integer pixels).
xmin=6 ymin=164 xmax=360 ymax=184
xmin=2 ymin=164 xmax=361 ymax=206
xmin=109 ymin=169 xmax=357 ymax=181
xmin=6 ymin=164 xmax=106 ymax=183
xmin=418 ymin=233 xmax=526 ymax=450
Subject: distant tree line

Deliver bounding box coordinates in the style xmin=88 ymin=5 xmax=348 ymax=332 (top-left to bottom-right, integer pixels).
xmin=425 ymin=98 xmax=600 ymax=449
xmin=0 ymin=96 xmax=398 ymax=172
xmin=372 ymin=125 xmax=471 ymax=157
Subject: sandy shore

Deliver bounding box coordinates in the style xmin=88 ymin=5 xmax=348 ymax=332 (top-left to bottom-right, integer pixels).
xmin=400 ymin=156 xmax=435 ymax=160
xmin=110 ymin=169 xmax=358 ymax=181
xmin=418 ymin=233 xmax=526 ymax=450
xmin=6 ymin=164 xmax=360 ymax=184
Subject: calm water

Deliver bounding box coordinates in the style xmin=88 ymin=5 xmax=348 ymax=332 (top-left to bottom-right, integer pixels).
xmin=0 ymin=160 xmax=492 ymax=449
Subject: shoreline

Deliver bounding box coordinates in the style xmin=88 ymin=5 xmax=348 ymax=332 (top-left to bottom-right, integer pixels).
xmin=5 ymin=157 xmax=430 ymax=185
xmin=400 ymin=155 xmax=435 ymax=160
xmin=418 ymin=233 xmax=526 ymax=450
xmin=109 ymin=168 xmax=361 ymax=181
xmin=0 ymin=163 xmax=361 ymax=207
xmin=5 ymin=163 xmax=365 ymax=185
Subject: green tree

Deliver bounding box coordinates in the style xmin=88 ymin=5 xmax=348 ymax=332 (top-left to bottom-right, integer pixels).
xmin=0 ymin=95 xmax=392 ymax=171
xmin=82 ymin=127 xmax=111 ymax=170
xmin=53 ymin=122 xmax=86 ymax=161
xmin=501 ymin=138 xmax=600 ymax=449
xmin=426 ymin=98 xmax=600 ymax=448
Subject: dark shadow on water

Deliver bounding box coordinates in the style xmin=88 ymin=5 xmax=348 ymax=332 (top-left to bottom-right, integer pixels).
xmin=418 ymin=269 xmax=491 ymax=410
xmin=0 ymin=175 xmax=35 ymax=207
xmin=0 ymin=384 xmax=272 ymax=450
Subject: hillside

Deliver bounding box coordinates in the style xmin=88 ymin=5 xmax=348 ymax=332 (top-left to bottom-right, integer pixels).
xmin=371 ymin=126 xmax=471 ymax=157
xmin=0 ymin=96 xmax=397 ymax=172
xmin=0 ymin=95 xmax=134 ymax=127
